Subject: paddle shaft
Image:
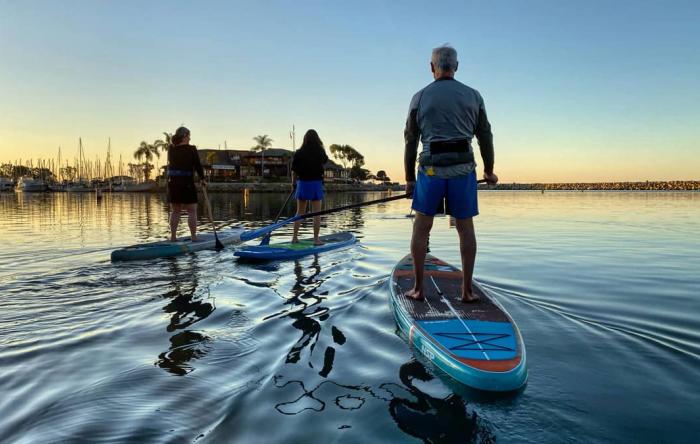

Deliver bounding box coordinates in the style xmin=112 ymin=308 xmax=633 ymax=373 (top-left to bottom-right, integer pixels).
xmin=201 ymin=186 xmax=224 ymax=249
xmin=295 ymin=179 xmax=488 ymax=220
xmin=240 ymin=192 xmax=407 ymax=241
xmin=301 ymin=192 xmax=417 ymax=219
xmin=240 ymin=179 xmax=490 ymax=241
xmin=274 ymin=188 xmax=296 ymax=221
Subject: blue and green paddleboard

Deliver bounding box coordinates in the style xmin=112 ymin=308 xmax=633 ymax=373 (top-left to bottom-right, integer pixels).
xmin=234 ymin=232 xmax=356 ymax=261
xmin=390 ymin=254 xmax=527 ymax=392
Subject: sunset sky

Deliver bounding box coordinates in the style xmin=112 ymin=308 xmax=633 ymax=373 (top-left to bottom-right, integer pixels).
xmin=1 ymin=0 xmax=698 ymax=183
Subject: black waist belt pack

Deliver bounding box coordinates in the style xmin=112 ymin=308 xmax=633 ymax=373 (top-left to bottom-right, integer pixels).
xmin=419 ymin=139 xmax=474 ymax=166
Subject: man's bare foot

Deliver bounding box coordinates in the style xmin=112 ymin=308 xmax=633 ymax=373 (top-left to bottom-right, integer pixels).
xmin=291 ymin=238 xmax=299 ymax=244
xmin=405 ymin=287 xmax=424 ymax=301
xmin=170 ymin=237 xmax=177 ymax=242
xmin=313 ymin=239 xmax=325 ymax=246
xmin=461 ymin=291 xmax=480 ymax=303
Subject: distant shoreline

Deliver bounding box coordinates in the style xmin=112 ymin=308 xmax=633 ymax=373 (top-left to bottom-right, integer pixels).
xmin=202 ymin=180 xmax=700 ymax=192
xmin=200 ymin=181 xmax=700 ymax=193
xmin=194 ymin=180 xmax=700 ymax=192
xmin=4 ymin=180 xmax=698 ymax=193
xmin=481 ymin=181 xmax=699 ymax=191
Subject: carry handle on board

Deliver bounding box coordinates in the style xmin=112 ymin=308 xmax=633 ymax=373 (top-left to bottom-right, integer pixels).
xmin=240 ymin=179 xmax=488 ymax=242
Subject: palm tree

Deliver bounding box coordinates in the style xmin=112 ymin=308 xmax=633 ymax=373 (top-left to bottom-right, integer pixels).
xmin=133 ymin=141 xmax=160 ymax=181
xmin=251 ymin=135 xmax=273 ymax=177
xmin=154 ymin=132 xmax=173 ymax=153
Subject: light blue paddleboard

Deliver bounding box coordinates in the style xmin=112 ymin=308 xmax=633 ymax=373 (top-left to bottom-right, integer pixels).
xmin=235 ymin=232 xmax=356 ymax=261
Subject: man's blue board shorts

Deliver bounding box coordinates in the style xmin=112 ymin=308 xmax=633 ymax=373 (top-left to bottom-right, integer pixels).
xmin=411 ymin=170 xmax=479 ymax=219
xmin=295 ymin=180 xmax=324 ymax=201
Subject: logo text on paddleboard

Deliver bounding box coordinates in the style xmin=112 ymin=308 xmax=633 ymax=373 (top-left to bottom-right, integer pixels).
xmin=421 ymin=344 xmax=435 ymax=360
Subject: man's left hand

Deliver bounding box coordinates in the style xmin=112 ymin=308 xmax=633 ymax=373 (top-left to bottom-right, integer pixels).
xmin=483 ymin=172 xmax=498 ymax=185
xmin=405 ymin=181 xmax=416 ymax=198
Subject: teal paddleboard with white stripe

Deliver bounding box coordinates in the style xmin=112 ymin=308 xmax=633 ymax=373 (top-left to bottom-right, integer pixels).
xmin=390 ymin=254 xmax=527 ymax=392
xmin=111 ymin=227 xmax=245 ymax=261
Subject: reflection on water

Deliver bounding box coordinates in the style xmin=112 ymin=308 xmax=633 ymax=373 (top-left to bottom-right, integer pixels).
xmin=156 ymin=257 xmax=215 ymax=376
xmin=258 ymin=233 xmax=496 ymax=443
xmin=273 ymin=359 xmax=495 ymax=443
xmin=262 ymin=256 xmax=346 ymax=378
xmin=386 ymin=360 xmax=495 ymax=444
xmin=0 ymin=191 xmax=699 ymax=443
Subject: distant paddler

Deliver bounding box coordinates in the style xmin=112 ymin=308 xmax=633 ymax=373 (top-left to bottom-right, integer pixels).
xmin=167 ymin=126 xmax=207 ymax=242
xmin=404 ymin=45 xmax=498 ymax=302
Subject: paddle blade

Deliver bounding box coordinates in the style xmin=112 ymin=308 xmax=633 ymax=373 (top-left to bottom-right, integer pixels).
xmin=214 ymin=235 xmax=224 ymax=250
xmin=260 ymin=234 xmax=271 ymax=245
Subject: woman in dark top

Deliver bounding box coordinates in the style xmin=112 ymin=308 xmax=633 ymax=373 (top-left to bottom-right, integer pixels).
xmin=167 ymin=126 xmax=206 ymax=242
xmin=291 ymin=129 xmax=329 ymax=245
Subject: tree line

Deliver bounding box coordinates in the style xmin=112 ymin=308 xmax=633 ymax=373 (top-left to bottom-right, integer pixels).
xmin=2 ymin=132 xmax=391 ymax=183
xmin=246 ymin=134 xmax=390 ymax=181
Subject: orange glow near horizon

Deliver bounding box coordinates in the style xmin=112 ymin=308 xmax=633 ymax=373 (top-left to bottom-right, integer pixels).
xmin=1 ymin=129 xmax=697 ymax=184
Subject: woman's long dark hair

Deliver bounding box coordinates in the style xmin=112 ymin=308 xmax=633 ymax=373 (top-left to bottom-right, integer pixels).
xmin=299 ymin=129 xmax=324 ymax=155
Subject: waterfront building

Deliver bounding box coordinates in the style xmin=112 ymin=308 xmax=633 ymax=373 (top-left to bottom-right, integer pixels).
xmin=324 ymin=160 xmax=351 ymax=182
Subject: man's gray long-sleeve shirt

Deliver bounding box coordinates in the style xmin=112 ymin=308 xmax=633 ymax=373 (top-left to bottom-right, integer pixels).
xmin=404 ymin=77 xmax=494 ymax=182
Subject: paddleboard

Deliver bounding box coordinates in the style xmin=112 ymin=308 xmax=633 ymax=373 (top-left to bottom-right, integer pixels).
xmin=111 ymin=227 xmax=245 ymax=261
xmin=390 ymin=254 xmax=527 ymax=392
xmin=234 ymin=232 xmax=356 ymax=261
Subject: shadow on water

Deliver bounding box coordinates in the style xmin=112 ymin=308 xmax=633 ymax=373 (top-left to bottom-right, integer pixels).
xmin=156 ymin=257 xmax=215 ymax=376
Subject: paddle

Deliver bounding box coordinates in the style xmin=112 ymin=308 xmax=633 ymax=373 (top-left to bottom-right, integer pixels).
xmin=240 ymin=178 xmax=492 ymax=242
xmin=201 ymin=185 xmax=224 ymax=250
xmin=260 ymin=188 xmax=295 ymax=245
xmin=240 ymin=192 xmax=410 ymax=241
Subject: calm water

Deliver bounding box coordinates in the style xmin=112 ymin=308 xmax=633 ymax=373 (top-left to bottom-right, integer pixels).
xmin=1 ymin=191 xmax=698 ymax=443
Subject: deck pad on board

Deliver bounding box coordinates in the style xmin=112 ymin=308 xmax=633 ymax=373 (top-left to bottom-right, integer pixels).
xmin=263 ymin=232 xmax=352 ymax=250
xmin=393 ymin=256 xmax=509 ymax=322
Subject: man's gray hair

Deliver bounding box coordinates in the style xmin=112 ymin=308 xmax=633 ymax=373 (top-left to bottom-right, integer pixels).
xmin=431 ymin=45 xmax=458 ymax=73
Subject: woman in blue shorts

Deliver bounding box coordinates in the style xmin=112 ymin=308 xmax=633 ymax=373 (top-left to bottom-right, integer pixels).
xmin=291 ymin=129 xmax=328 ymax=245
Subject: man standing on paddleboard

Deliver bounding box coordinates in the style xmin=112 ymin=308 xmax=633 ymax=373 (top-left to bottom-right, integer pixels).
xmin=404 ymin=45 xmax=498 ymax=302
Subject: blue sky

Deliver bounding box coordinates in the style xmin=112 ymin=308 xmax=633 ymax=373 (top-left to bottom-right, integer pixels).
xmin=1 ymin=0 xmax=698 ymax=182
